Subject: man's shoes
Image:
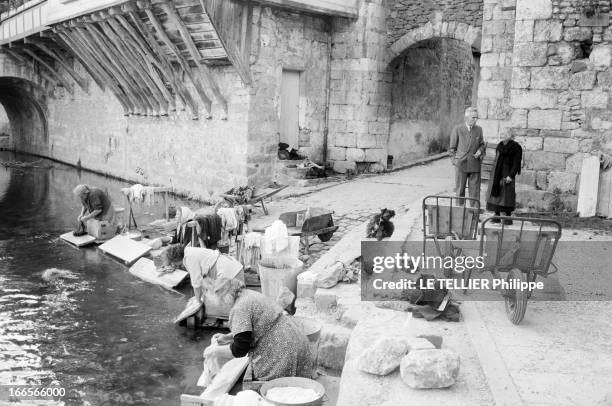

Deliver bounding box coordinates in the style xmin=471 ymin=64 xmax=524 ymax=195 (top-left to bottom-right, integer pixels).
xmin=503 ymin=219 xmax=513 ymax=225
xmin=73 ymin=230 xmax=87 ymax=237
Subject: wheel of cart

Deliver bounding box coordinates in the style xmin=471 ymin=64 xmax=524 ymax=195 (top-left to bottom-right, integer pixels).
xmin=460 ymin=216 xmax=562 ymax=325
xmin=422 ymin=195 xmax=481 ymax=277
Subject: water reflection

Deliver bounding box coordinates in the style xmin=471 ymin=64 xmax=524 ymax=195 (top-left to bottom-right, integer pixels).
xmin=0 ymin=152 xmax=212 ymax=405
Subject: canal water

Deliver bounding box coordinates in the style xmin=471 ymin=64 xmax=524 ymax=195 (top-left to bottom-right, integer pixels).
xmin=0 ymin=151 xmax=214 ymax=405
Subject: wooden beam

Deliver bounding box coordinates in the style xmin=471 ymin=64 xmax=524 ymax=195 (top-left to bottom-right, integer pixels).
xmin=70 ymin=22 xmax=148 ymax=115
xmin=55 ymin=28 xmax=134 ymax=114
xmin=51 ymin=30 xmax=109 ymax=93
xmin=140 ymin=1 xmax=213 ymax=117
xmin=114 ymin=7 xmax=195 ymax=117
xmin=3 ymin=46 xmax=58 ymax=88
xmin=92 ymin=15 xmax=169 ymax=115
xmin=79 ymin=21 xmax=158 ymax=115
xmin=121 ymin=5 xmax=199 ymax=119
xmin=158 ymin=0 xmax=228 ymax=114
xmin=24 ymin=37 xmax=89 ymax=92
xmin=200 ymin=0 xmax=253 ymax=86
xmin=17 ymin=46 xmax=75 ymax=94
xmin=103 ymin=10 xmax=176 ymax=112
xmin=65 ymin=26 xmax=137 ymax=113
xmin=249 ymin=0 xmax=358 ymax=18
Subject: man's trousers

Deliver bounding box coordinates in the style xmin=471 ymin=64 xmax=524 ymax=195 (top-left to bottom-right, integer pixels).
xmin=455 ymin=169 xmax=481 ymax=207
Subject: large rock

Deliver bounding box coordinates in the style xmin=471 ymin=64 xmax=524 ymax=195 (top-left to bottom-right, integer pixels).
xmin=318 ymin=324 xmax=351 ymax=371
xmin=400 ymin=349 xmax=460 ymax=389
xmin=357 ymin=337 xmax=409 ymax=376
xmin=315 ymin=262 xmax=344 ymax=288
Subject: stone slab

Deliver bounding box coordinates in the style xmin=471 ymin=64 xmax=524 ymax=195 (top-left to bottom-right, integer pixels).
xmin=336 ymin=312 xmax=494 ymax=406
xmin=577 ymin=156 xmax=600 ymax=217
xmin=98 ymin=235 xmax=152 ymax=265
xmin=60 ymin=231 xmax=96 ymax=247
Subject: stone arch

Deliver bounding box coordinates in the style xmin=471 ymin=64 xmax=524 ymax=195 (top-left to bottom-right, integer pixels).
xmin=388 ymin=20 xmax=482 ymax=61
xmin=0 ymin=53 xmax=53 ymax=155
xmin=386 ymin=22 xmax=482 ymax=168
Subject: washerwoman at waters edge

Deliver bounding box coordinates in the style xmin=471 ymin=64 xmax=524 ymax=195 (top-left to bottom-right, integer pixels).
xmin=205 ymin=278 xmax=314 ymax=382
xmin=486 ymin=133 xmax=523 ymax=225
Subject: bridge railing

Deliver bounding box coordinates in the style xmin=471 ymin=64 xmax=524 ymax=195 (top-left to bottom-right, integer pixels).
xmin=0 ymin=0 xmax=48 ymax=45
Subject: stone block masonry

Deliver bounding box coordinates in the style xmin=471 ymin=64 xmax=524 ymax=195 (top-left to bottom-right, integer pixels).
xmin=505 ymin=0 xmax=612 ymax=211
xmin=328 ymin=0 xmax=392 ymax=173
xmin=387 ymin=0 xmax=484 ymax=46
xmin=247 ymin=7 xmax=332 ymax=185
xmin=477 ymin=0 xmax=517 ymax=143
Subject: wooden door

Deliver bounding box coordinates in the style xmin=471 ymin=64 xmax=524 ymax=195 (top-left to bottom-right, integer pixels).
xmin=280 ymin=70 xmax=300 ymax=148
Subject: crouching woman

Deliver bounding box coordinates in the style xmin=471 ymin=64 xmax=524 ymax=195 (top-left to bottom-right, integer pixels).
xmin=205 ymin=277 xmax=314 ymax=382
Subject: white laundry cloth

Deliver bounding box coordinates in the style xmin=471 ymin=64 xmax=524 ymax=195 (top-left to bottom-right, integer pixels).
xmin=198 ymin=336 xmax=233 ymax=388
xmin=262 ymin=220 xmax=289 ymax=254
xmin=129 ymin=184 xmax=145 ymax=203
xmin=218 ymin=208 xmax=238 ymax=231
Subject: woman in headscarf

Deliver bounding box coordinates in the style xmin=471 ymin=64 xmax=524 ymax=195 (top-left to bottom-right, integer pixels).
xmin=204 ymin=277 xmax=314 ymax=382
xmin=486 ymin=133 xmax=523 ymax=225
xmin=163 ymin=244 xmax=244 ymax=318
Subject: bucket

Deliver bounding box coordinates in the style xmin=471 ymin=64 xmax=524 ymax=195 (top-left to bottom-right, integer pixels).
xmin=292 ymin=316 xmax=322 ymax=343
xmin=260 ymin=377 xmax=325 ymax=406
xmin=258 ymin=259 xmax=304 ymax=302
xmin=292 ymin=316 xmax=322 ymax=371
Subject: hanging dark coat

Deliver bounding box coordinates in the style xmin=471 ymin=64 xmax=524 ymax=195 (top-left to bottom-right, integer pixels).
xmin=486 ymin=139 xmax=523 ymax=212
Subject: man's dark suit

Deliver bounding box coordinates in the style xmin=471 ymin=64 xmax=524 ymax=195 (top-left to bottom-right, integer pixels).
xmin=449 ymin=123 xmax=486 ymax=206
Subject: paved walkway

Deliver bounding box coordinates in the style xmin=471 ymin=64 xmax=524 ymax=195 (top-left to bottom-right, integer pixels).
xmin=256 ymin=158 xmax=612 ymax=406
xmin=251 ymin=158 xmax=455 ymax=265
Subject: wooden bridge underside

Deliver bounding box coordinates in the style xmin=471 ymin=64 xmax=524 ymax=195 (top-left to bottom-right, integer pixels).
xmin=0 ymin=0 xmax=254 ymax=119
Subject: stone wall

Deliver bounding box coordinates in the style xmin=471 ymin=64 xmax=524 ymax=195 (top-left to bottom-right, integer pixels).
xmin=388 ymin=38 xmax=477 ymax=166
xmin=327 ymin=0 xmax=392 ymax=173
xmin=1 ymin=8 xmax=332 ymax=196
xmin=476 ymin=0 xmax=516 ymax=142
xmin=387 ymin=0 xmax=484 ymax=45
xmin=508 ymin=0 xmax=612 ymax=211
xmin=247 ymin=6 xmax=331 ymax=185
xmin=1 ymin=50 xmax=251 ymax=199
xmin=46 ymin=63 xmax=250 ymax=199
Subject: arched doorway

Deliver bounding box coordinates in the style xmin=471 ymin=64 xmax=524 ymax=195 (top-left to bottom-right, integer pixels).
xmin=0 ymin=77 xmax=49 ymax=156
xmin=387 ymin=38 xmax=480 ymax=167
xmin=385 ymin=21 xmax=481 ymax=168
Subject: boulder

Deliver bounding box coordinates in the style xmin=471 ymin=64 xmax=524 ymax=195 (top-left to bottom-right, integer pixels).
xmin=357 ymin=337 xmax=409 ymax=376
xmin=315 ymin=262 xmax=345 ymax=288
xmin=318 ymin=324 xmax=351 ymax=371
xmin=400 ymin=349 xmax=460 ymax=389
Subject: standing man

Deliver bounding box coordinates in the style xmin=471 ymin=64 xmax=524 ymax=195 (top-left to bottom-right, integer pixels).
xmin=72 ymin=184 xmax=115 ymax=236
xmin=449 ymin=107 xmax=486 ymax=207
